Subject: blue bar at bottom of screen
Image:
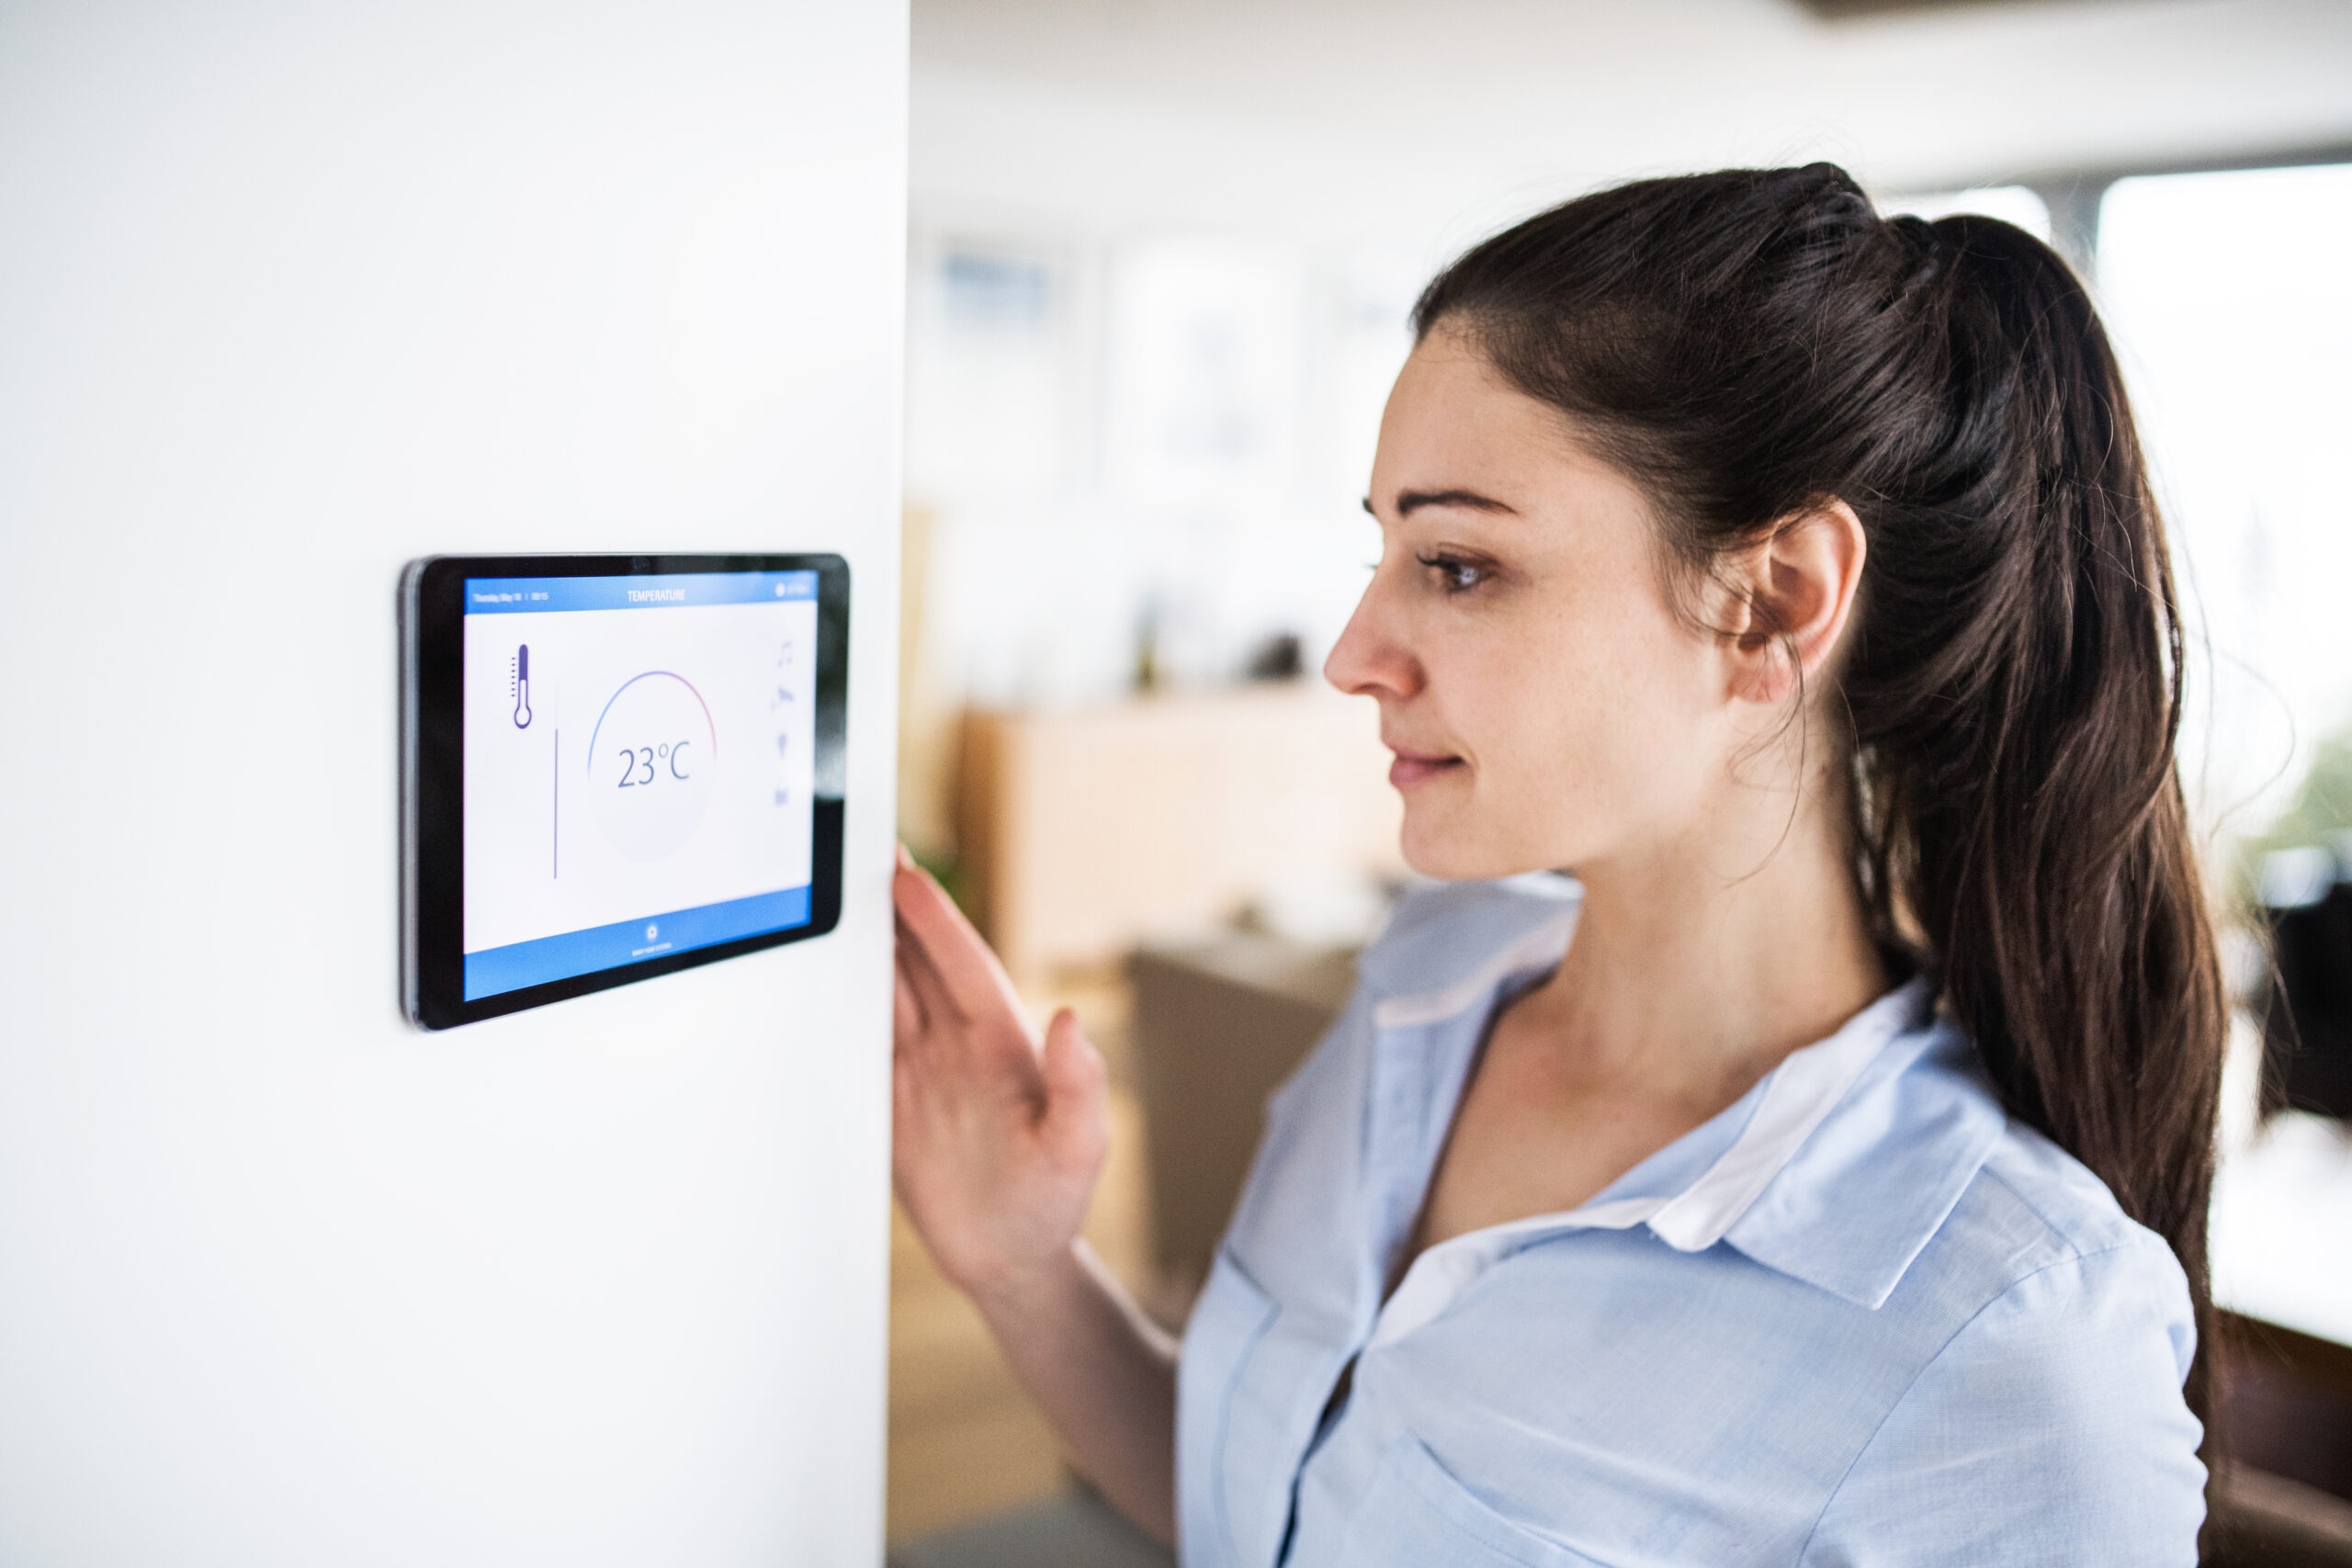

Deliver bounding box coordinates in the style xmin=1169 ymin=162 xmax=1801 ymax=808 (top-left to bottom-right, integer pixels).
xmin=463 ymin=885 xmax=812 ymax=1000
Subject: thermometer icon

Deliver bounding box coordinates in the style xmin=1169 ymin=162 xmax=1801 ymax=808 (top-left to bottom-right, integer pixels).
xmin=512 ymin=645 xmax=533 ymax=728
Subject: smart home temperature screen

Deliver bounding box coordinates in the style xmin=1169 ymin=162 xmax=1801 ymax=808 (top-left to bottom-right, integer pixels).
xmin=459 ymin=570 xmax=819 ymax=999
xmin=401 ymin=554 xmax=848 ymax=1029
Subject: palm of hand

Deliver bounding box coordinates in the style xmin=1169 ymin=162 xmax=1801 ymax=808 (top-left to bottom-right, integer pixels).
xmin=892 ymin=852 xmax=1108 ymax=1300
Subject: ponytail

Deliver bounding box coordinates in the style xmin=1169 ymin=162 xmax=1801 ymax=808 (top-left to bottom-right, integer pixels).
xmin=1417 ymin=164 xmax=2229 ymax=1468
xmin=1853 ymin=214 xmax=2227 ymax=1434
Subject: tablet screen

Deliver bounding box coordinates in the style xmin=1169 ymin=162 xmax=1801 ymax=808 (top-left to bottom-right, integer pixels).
xmin=458 ymin=570 xmax=822 ymax=1001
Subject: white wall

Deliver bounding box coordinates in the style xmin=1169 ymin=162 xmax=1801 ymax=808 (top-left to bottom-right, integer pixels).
xmin=0 ymin=3 xmax=904 ymax=1563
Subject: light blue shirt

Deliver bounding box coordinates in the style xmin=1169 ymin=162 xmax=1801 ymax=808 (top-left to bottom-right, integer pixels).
xmin=1176 ymin=874 xmax=2205 ymax=1567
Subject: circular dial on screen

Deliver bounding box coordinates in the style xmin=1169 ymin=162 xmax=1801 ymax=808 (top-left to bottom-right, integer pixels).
xmin=586 ymin=671 xmax=718 ymax=861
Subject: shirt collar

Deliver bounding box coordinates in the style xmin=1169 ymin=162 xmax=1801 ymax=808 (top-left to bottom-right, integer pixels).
xmin=1367 ymin=931 xmax=2005 ymax=1325
xmin=1718 ymin=995 xmax=2006 ymax=1308
xmin=1359 ymin=874 xmax=1582 ymax=1024
xmin=1643 ymin=978 xmax=1933 ymax=1256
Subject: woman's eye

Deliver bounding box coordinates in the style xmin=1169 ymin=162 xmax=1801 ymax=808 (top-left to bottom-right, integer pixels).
xmin=1417 ymin=552 xmax=1491 ymax=593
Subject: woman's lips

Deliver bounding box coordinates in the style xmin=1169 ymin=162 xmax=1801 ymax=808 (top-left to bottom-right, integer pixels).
xmin=1386 ymin=748 xmax=1464 ymax=789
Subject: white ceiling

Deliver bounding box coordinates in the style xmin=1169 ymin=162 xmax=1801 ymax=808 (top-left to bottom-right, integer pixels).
xmin=910 ymin=0 xmax=2352 ymax=250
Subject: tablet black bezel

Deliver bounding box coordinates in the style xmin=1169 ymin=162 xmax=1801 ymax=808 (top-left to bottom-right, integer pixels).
xmin=401 ymin=552 xmax=848 ymax=1031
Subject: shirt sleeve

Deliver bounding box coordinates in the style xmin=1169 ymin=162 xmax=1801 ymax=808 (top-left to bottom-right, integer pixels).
xmin=1798 ymin=1238 xmax=2207 ymax=1568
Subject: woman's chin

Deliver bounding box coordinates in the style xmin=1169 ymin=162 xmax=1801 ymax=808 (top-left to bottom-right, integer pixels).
xmin=1398 ymin=806 xmax=1572 ymax=885
xmin=1397 ymin=816 xmax=1500 ymax=883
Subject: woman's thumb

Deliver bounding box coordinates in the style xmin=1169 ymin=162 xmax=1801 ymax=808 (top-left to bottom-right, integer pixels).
xmin=1038 ymin=1007 xmax=1110 ymax=1169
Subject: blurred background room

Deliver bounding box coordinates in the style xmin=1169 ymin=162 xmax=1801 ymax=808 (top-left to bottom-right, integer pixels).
xmin=883 ymin=1 xmax=2352 ymax=1562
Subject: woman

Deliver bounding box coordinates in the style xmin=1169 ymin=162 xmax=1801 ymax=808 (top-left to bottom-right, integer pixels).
xmin=891 ymin=164 xmax=2222 ymax=1566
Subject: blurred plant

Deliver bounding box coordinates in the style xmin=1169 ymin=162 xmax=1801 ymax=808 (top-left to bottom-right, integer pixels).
xmin=2237 ymin=722 xmax=2352 ymax=900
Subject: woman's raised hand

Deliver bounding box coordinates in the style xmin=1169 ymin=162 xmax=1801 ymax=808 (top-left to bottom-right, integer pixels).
xmin=892 ymin=845 xmax=1110 ymax=1303
xmin=891 ymin=847 xmax=1182 ymax=1539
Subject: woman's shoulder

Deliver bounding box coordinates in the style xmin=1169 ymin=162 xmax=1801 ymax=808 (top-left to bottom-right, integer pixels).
xmin=1702 ymin=998 xmax=2194 ymax=1404
xmin=1799 ymin=1120 xmax=2205 ymax=1563
xmin=1723 ymin=987 xmax=2189 ymax=1323
xmin=1978 ymin=1119 xmax=2185 ymax=1280
xmin=1930 ymin=1114 xmax=2197 ymax=1372
xmin=1764 ymin=1043 xmax=2204 ymax=1560
xmin=1905 ymin=1074 xmax=2190 ymax=1336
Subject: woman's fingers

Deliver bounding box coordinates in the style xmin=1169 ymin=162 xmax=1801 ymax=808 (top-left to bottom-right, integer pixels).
xmin=895 ymin=910 xmax=957 ymax=1032
xmin=894 ymin=852 xmax=1029 ymax=1030
xmin=892 ymin=854 xmax=1046 ymax=1105
xmin=891 ymin=869 xmax=968 ymax=1031
xmin=893 ymin=952 xmax=928 ymax=1045
xmin=888 ymin=1051 xmax=928 ymax=1208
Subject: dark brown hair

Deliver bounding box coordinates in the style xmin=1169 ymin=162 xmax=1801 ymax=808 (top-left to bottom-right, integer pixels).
xmin=1417 ymin=164 xmax=2227 ymax=1471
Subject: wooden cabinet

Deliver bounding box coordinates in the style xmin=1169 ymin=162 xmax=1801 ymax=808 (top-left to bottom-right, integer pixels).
xmin=956 ymin=684 xmax=1404 ymax=985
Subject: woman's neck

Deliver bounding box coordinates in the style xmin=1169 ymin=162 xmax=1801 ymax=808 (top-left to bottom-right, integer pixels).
xmin=1531 ymin=780 xmax=1889 ymax=1111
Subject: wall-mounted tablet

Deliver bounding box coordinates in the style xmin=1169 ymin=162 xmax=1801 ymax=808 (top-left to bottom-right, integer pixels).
xmin=401 ymin=554 xmax=848 ymax=1030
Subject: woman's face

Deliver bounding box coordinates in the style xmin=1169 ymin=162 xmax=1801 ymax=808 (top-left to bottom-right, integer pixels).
xmin=1326 ymin=330 xmax=1740 ymax=881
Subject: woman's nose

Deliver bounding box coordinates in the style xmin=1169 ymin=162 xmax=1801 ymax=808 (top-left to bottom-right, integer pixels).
xmin=1324 ymin=581 xmax=1418 ymax=701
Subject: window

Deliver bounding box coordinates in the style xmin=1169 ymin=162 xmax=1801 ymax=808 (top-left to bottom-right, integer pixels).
xmin=2098 ymin=164 xmax=2352 ymax=842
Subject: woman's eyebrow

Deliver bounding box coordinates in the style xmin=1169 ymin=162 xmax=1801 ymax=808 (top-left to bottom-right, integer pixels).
xmin=1364 ymin=489 xmax=1521 ymax=518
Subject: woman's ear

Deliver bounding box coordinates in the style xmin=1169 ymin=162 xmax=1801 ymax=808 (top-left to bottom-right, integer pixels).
xmin=1720 ymin=499 xmax=1867 ymax=707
